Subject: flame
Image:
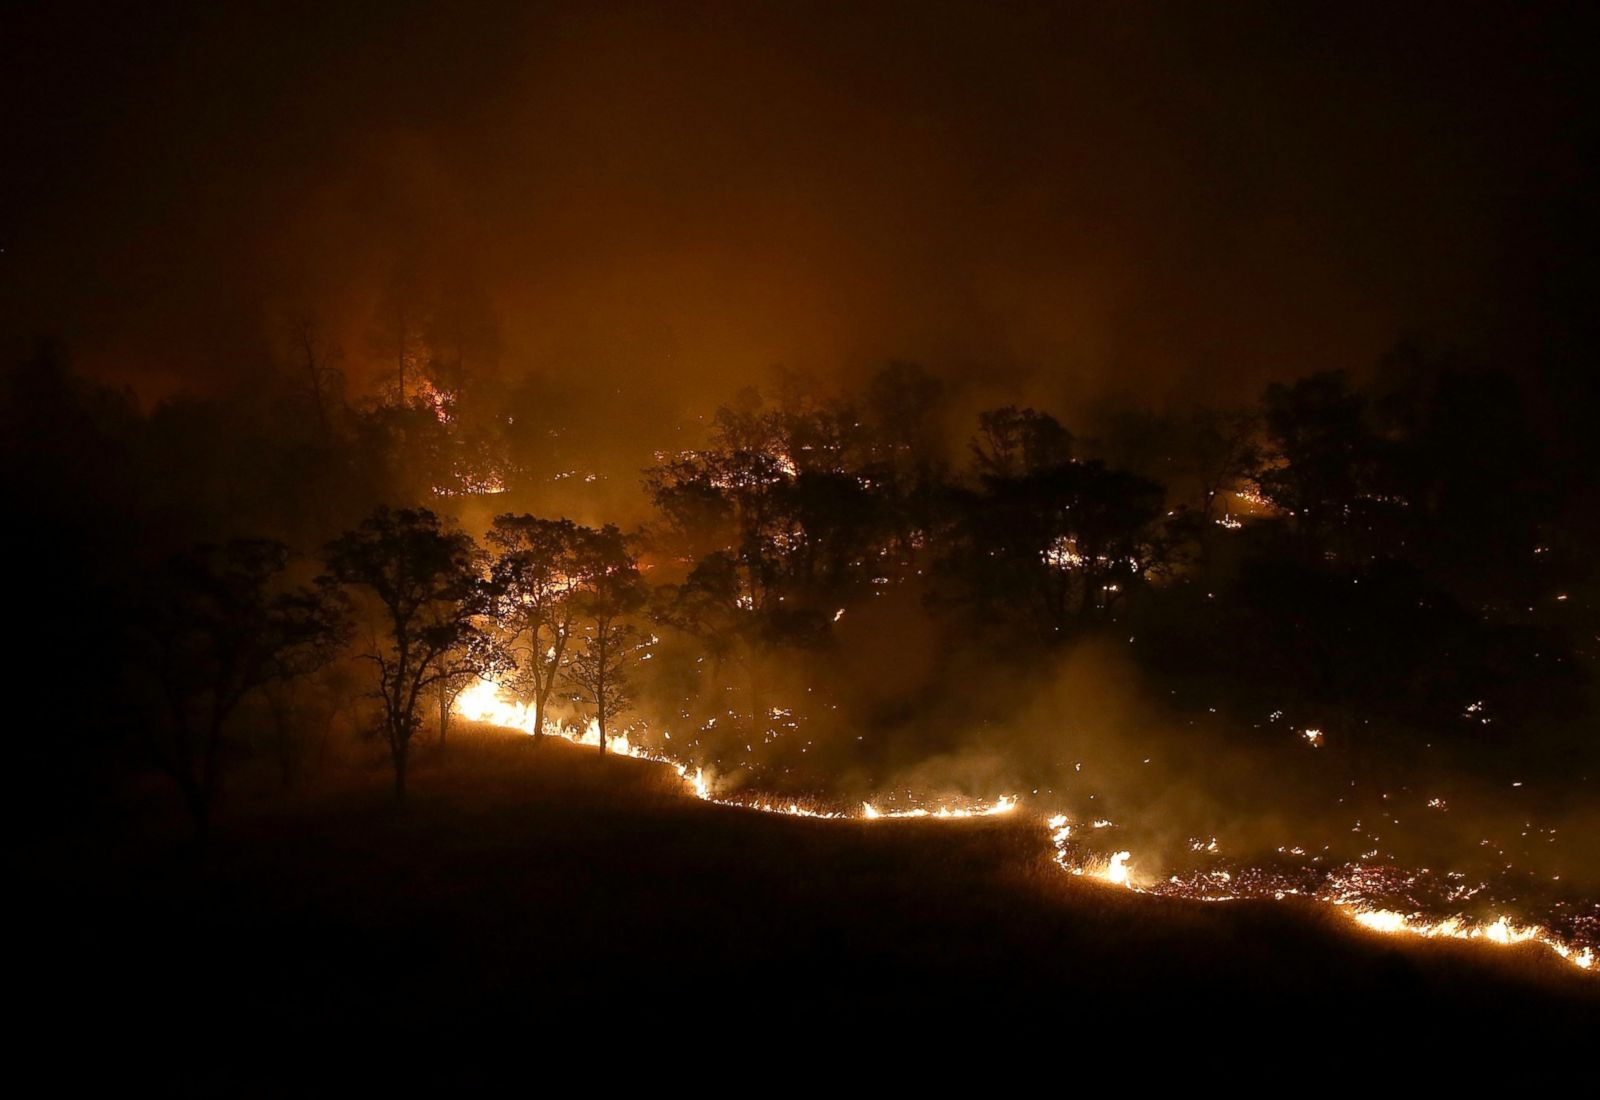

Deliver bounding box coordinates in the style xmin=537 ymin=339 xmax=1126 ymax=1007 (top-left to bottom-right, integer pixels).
xmin=454 ymin=678 xmax=1018 ymax=821
xmin=860 ymin=796 xmax=1018 ymax=820
xmin=1041 ymin=812 xmax=1596 ymax=973
xmin=1339 ymin=907 xmax=1593 ymax=967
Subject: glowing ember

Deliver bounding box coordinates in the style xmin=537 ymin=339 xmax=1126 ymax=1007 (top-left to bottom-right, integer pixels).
xmin=1042 ymin=814 xmax=1597 ymax=973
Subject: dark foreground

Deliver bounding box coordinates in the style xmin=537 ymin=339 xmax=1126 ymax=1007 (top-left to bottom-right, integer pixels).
xmin=15 ymin=724 xmax=1598 ymax=1086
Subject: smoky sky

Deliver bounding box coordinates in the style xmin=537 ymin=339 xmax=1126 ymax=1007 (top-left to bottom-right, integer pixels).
xmin=3 ymin=1 xmax=1593 ymax=421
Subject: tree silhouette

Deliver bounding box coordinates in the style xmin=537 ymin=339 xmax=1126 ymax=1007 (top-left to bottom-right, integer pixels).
xmin=323 ymin=507 xmax=494 ymax=800
xmin=943 ymin=409 xmax=1166 ymax=640
xmin=488 ymin=515 xmax=607 ymax=741
xmin=970 ymin=406 xmax=1074 ymax=480
xmin=563 ymin=527 xmax=647 ymax=754
xmin=1258 ymin=371 xmax=1391 ymax=555
xmin=124 ymin=539 xmax=348 ymax=839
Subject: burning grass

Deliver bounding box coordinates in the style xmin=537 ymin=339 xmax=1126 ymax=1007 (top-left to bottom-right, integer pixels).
xmin=456 ymin=676 xmax=1599 ymax=973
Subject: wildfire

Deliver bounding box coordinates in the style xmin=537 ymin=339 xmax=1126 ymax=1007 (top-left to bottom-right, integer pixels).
xmin=433 ymin=473 xmax=509 ymax=497
xmin=1042 ymin=537 xmax=1085 ymax=569
xmin=456 ymin=677 xmax=1597 ymax=976
xmin=1041 ymin=810 xmax=1596 ymax=973
xmin=863 ymin=796 xmax=1019 ymax=820
xmin=1338 ymin=908 xmax=1593 ymax=968
xmin=454 ymin=678 xmax=1019 ymax=821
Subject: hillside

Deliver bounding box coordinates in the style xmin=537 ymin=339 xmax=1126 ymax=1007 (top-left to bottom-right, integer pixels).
xmin=14 ymin=723 xmax=1597 ymax=1085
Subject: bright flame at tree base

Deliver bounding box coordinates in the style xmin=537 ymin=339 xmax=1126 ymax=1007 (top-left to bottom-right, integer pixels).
xmin=454 ymin=678 xmax=1595 ymax=974
xmin=453 ymin=679 xmax=1018 ymax=820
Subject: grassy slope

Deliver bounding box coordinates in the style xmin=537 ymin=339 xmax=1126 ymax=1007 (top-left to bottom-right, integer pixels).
xmin=14 ymin=723 xmax=1598 ymax=1085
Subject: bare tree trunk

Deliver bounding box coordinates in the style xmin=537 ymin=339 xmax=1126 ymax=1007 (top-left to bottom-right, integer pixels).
xmin=596 ymin=631 xmax=609 ymax=755
xmin=392 ymin=739 xmax=408 ymax=803
xmin=301 ymin=320 xmax=333 ymax=449
xmin=438 ymin=686 xmax=449 ymax=747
